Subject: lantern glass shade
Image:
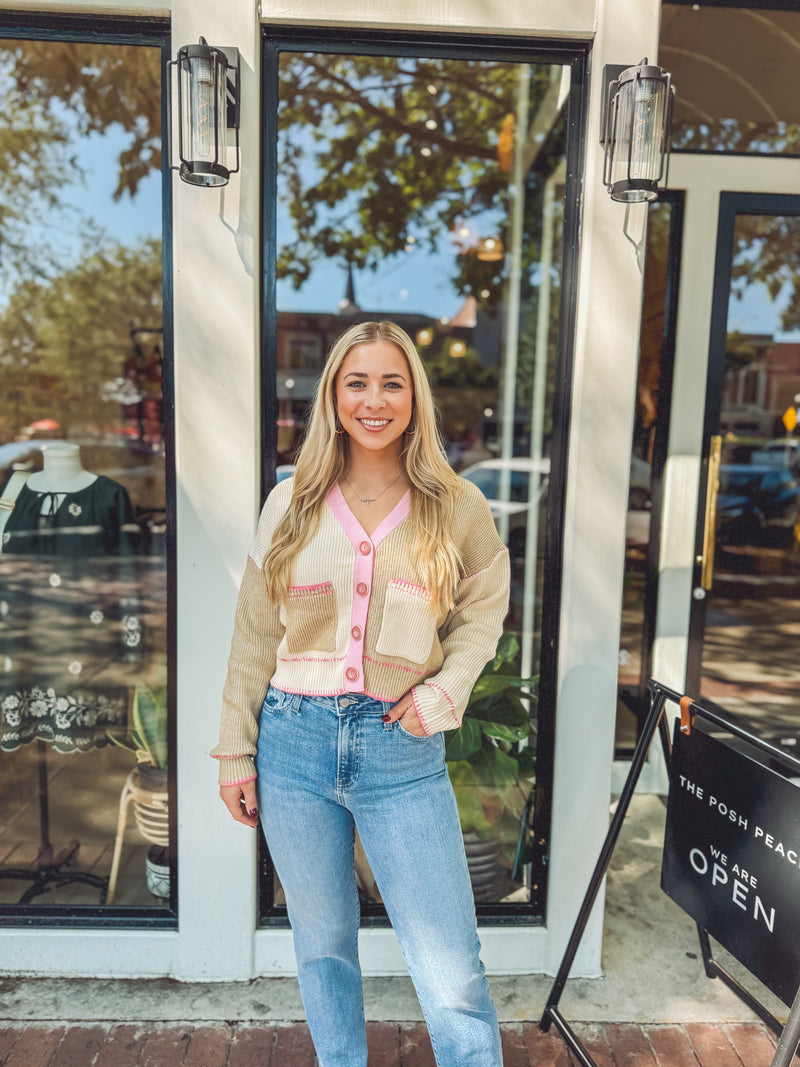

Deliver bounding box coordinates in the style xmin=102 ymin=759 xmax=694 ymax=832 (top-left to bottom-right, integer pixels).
xmin=477 ymin=236 xmax=504 ymax=262
xmin=603 ymin=60 xmax=673 ymax=204
xmin=174 ymin=39 xmax=239 ymax=188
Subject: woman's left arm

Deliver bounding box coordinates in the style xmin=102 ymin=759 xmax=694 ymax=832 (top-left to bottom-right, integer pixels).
xmin=385 ymin=487 xmax=510 ymax=736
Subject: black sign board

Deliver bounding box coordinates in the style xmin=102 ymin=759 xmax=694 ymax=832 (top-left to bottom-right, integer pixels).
xmin=662 ymin=721 xmax=800 ymax=1006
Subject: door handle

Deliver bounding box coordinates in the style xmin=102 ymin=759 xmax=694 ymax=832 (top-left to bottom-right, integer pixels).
xmin=700 ymin=434 xmax=722 ymax=591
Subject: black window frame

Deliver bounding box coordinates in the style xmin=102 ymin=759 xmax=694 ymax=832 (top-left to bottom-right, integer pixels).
xmin=258 ymin=25 xmax=588 ymax=928
xmin=0 ymin=12 xmax=176 ymax=930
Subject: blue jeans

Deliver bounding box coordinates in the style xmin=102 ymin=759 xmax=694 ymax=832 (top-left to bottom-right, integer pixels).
xmin=256 ymin=686 xmax=503 ymax=1067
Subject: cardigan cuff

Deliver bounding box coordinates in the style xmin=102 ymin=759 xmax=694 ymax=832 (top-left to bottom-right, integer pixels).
xmin=411 ymin=682 xmax=462 ymax=735
xmin=214 ymin=753 xmax=256 ymax=787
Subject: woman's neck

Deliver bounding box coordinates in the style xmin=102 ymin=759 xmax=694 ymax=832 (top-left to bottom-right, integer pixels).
xmin=345 ymin=441 xmax=404 ymax=487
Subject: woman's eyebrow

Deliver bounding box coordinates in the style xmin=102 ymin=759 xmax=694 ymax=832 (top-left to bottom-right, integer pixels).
xmin=342 ymin=371 xmax=407 ymax=381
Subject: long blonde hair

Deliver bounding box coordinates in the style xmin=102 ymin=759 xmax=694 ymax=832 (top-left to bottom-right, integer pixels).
xmin=264 ymin=320 xmax=462 ymax=608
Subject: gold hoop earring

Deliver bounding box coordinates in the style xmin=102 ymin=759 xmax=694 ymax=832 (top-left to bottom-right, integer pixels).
xmin=405 ymin=421 xmax=416 ymax=435
xmin=335 ymin=418 xmax=347 ymax=435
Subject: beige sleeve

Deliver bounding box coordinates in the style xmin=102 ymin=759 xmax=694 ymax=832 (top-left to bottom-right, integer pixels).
xmin=411 ymin=526 xmax=510 ymax=735
xmin=210 ymin=485 xmax=290 ymax=786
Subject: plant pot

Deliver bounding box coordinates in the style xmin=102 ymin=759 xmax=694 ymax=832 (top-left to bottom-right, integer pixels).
xmin=145 ymin=844 xmax=170 ymax=899
xmin=462 ymin=832 xmax=508 ymax=903
xmin=137 ymin=762 xmax=167 ymax=793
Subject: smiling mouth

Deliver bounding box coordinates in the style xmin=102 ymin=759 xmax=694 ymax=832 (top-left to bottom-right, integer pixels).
xmin=358 ymin=418 xmax=391 ymax=429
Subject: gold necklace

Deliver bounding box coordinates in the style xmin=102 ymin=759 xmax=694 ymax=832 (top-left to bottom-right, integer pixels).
xmin=344 ymin=471 xmax=404 ymax=505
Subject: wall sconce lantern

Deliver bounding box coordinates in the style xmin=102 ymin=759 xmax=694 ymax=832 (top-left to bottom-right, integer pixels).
xmin=600 ymin=58 xmax=674 ymax=204
xmin=170 ymin=38 xmax=240 ymax=187
xmin=476 ymin=236 xmax=504 ymax=262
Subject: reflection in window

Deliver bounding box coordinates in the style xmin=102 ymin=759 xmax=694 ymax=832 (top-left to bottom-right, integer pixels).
xmin=660 ymin=5 xmax=800 ymax=156
xmin=266 ymin=49 xmax=572 ymax=914
xmin=616 ymin=201 xmax=674 ymax=752
xmin=0 ymin=39 xmax=168 ymax=912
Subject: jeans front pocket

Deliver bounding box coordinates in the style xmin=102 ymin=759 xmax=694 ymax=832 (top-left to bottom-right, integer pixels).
xmin=261 ymin=685 xmax=301 ymax=716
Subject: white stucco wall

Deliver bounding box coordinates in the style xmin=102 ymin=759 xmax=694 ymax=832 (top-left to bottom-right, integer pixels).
xmin=0 ymin=0 xmax=663 ymax=982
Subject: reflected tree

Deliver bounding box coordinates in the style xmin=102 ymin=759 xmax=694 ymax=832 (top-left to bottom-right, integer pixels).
xmin=0 ymin=237 xmax=162 ymax=438
xmin=277 ymin=54 xmax=567 ymax=303
xmin=0 ymin=40 xmax=161 ymax=282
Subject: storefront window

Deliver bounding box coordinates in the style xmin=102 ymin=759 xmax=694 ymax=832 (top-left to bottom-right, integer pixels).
xmin=262 ymin=41 xmax=576 ymax=918
xmin=0 ymin=36 xmax=170 ymax=916
xmin=660 ymin=4 xmax=800 ymax=156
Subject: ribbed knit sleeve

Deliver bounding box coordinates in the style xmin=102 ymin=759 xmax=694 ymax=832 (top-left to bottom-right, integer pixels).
xmin=411 ymin=482 xmax=510 ymax=735
xmin=211 ymin=482 xmax=290 ymax=786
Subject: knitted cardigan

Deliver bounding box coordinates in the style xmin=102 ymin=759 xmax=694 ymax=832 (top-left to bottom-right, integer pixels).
xmin=212 ymin=476 xmax=510 ymax=786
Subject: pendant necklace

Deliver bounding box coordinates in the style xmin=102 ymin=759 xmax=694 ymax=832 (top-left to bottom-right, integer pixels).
xmin=344 ymin=470 xmax=403 ymax=505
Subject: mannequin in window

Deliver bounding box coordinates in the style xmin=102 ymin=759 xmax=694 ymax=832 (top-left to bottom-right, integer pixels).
xmin=2 ymin=443 xmax=138 ymax=558
xmin=0 ymin=442 xmax=139 ymax=753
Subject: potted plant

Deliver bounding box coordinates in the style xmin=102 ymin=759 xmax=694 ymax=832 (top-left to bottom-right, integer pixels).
xmin=445 ymin=632 xmax=537 ymax=901
xmin=108 ymin=684 xmax=170 ymax=899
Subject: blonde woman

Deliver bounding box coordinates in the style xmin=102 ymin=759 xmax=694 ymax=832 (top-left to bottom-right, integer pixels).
xmin=213 ymin=320 xmax=509 ymax=1066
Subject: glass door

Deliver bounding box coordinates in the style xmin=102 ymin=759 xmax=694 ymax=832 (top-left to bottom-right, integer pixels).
xmin=260 ymin=32 xmax=584 ymax=922
xmin=688 ymin=193 xmax=800 ymax=747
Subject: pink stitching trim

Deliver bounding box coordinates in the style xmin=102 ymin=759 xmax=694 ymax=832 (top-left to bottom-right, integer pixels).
xmin=223 ymin=774 xmax=257 ymax=786
xmin=363 ymin=655 xmax=424 ymax=676
xmin=388 ymin=578 xmax=432 ymax=600
xmin=275 ymin=687 xmax=346 ymax=696
xmin=427 ymin=680 xmax=461 ymax=726
xmin=277 ymin=655 xmax=345 ymax=664
xmin=288 ymin=581 xmax=334 ymax=598
xmin=364 ymin=689 xmax=400 ymax=702
xmin=247 ymin=553 xmax=262 ymax=570
xmin=411 ymin=689 xmax=432 ymax=735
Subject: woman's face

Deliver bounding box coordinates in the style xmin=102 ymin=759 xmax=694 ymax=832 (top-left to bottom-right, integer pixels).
xmin=334 ymin=339 xmax=414 ymax=457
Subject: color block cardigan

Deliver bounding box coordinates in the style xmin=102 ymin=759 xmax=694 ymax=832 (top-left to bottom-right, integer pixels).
xmin=211 ymin=476 xmax=510 ymax=786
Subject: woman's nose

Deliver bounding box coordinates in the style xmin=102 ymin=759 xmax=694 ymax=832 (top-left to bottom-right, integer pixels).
xmin=363 ymin=387 xmax=385 ymax=408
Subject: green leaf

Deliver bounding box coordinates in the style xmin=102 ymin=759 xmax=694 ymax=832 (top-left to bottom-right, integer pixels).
xmin=476 ymin=720 xmax=528 ymax=744
xmin=132 ymin=685 xmax=168 ymax=770
xmin=444 ymin=716 xmax=482 ymax=761
xmin=470 ymin=744 xmax=520 ymax=787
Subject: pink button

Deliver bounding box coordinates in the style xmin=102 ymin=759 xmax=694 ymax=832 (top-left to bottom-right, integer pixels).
xmin=356 ymin=582 xmax=369 ymax=597
xmin=351 ymin=626 xmax=362 ymax=641
xmin=345 ymin=666 xmax=359 ymax=682
xmin=359 ymin=541 xmax=372 ymax=555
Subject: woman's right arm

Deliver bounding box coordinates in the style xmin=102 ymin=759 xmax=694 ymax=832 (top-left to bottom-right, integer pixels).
xmin=211 ymin=484 xmax=290 ymax=823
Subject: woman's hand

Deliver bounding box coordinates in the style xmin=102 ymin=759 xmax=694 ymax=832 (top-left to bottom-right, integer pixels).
xmin=219 ymin=780 xmax=260 ymax=828
xmin=382 ymin=691 xmax=428 ymax=737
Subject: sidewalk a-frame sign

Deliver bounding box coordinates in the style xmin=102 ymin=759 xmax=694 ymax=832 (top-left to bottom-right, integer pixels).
xmin=540 ymin=680 xmax=800 ymax=1067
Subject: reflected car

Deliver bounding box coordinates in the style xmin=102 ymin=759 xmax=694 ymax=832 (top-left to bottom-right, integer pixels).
xmin=716 ymin=464 xmax=800 ymax=544
xmin=459 ymin=457 xmax=551 ymax=556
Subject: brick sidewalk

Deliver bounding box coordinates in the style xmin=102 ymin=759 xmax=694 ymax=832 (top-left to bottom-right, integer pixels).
xmin=0 ymin=1020 xmax=780 ymax=1065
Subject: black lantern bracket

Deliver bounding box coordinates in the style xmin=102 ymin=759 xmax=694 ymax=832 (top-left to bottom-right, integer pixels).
xmin=168 ymin=38 xmax=241 ymax=188
xmin=599 ymin=58 xmax=675 ymax=204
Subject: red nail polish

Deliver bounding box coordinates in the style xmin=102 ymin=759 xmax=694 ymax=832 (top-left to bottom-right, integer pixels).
xmin=381 ymin=714 xmax=391 ymax=723
xmin=248 ymin=808 xmax=258 ymax=817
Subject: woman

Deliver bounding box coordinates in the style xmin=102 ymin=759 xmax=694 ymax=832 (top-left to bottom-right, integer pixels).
xmin=212 ymin=320 xmax=509 ymax=1066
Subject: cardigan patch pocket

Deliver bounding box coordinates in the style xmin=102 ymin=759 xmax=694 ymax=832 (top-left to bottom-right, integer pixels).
xmin=284 ymin=581 xmax=337 ymax=654
xmin=376 ymin=579 xmax=436 ymax=665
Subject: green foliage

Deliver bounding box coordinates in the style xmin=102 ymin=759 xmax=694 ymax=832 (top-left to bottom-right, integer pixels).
xmin=0 ymin=237 xmax=162 ymax=438
xmin=0 ymin=40 xmax=161 ymax=284
xmin=446 ymin=631 xmax=536 ymax=841
xmin=108 ymin=684 xmax=168 ymax=770
xmin=277 ymin=54 xmax=568 ymax=298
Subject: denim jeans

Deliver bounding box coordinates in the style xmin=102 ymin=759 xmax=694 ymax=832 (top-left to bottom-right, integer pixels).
xmin=256 ymin=686 xmax=503 ymax=1067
